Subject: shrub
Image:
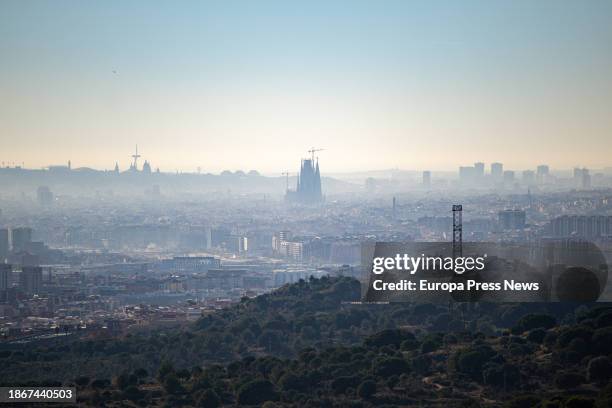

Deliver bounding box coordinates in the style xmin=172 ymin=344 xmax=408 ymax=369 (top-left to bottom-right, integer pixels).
xmin=526 ymin=328 xmax=547 ymax=344
xmin=74 ymin=376 xmax=90 ymax=387
xmin=564 ymin=396 xmax=595 ymax=408
xmin=157 ymin=360 xmax=175 ymax=382
xmin=454 ymin=346 xmax=497 ymax=380
xmin=421 ymin=338 xmax=441 ymax=353
xmin=504 ymin=394 xmax=540 ymax=408
xmin=331 ymin=376 xmax=360 ymax=394
xmin=513 ymin=314 xmax=556 ymax=333
xmin=412 ymin=355 xmax=432 ymax=375
xmin=595 ymin=311 xmax=612 ymax=328
xmin=592 ymin=327 xmax=612 ymax=355
xmin=373 ymin=357 xmax=410 ymax=378
xmin=134 ymin=368 xmax=148 ymax=379
xmin=400 ymin=338 xmax=419 ymax=351
xmin=90 ymin=378 xmax=110 ymax=389
xmin=197 ymin=389 xmax=220 ymax=408
xmin=237 ymin=379 xmax=277 ymax=405
xmin=483 ymin=363 xmax=520 ymax=388
xmin=123 ymin=385 xmax=143 ymax=401
xmin=113 ymin=372 xmax=133 ymax=390
xmin=587 ymin=356 xmax=612 ymax=384
xmin=357 ymin=380 xmax=377 ymax=399
xmin=278 ymin=372 xmax=307 ymax=393
xmin=365 ymin=329 xmax=409 ymax=348
xmin=553 ymin=371 xmax=585 ymax=389
xmin=163 ymin=374 xmax=185 ymax=395
xmin=556 ymin=327 xmax=593 ymax=348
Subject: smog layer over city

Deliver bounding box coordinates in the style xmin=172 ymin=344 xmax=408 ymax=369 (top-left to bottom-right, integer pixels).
xmin=1 ymin=1 xmax=612 ymax=407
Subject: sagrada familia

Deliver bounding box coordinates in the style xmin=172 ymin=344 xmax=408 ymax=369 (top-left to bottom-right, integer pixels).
xmin=285 ymin=157 xmax=323 ymax=204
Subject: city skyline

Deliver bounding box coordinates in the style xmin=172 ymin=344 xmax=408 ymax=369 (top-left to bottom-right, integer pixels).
xmin=0 ymin=149 xmax=610 ymax=176
xmin=2 ymin=1 xmax=612 ymax=172
xmin=3 ymin=3 xmax=612 ymax=406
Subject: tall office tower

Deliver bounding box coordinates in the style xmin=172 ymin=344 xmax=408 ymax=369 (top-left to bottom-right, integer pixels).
xmin=11 ymin=227 xmax=32 ymax=252
xmin=459 ymin=166 xmax=476 ymax=184
xmin=286 ymin=157 xmax=323 ymax=204
xmin=0 ymin=264 xmax=10 ymax=292
xmin=536 ymin=165 xmax=549 ymax=184
xmin=36 ymin=186 xmax=54 ymax=205
xmin=474 ymin=162 xmax=485 ymax=178
xmin=272 ymin=230 xmax=291 ymax=253
xmin=279 ymin=240 xmax=304 ymax=261
xmin=422 ymin=171 xmax=431 ymax=188
xmin=522 ymin=170 xmax=536 ymax=185
xmin=573 ymin=168 xmax=582 ymax=185
xmin=574 ymin=168 xmax=591 ymax=189
xmin=491 ymin=162 xmax=503 ymax=179
xmin=582 ymin=169 xmax=591 ymax=189
xmin=20 ymin=266 xmax=43 ymax=295
xmin=0 ymin=229 xmax=8 ymax=261
xmin=503 ymin=170 xmax=515 ymax=184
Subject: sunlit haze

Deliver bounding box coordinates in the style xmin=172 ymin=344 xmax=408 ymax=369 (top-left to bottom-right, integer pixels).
xmin=1 ymin=0 xmax=611 ymax=173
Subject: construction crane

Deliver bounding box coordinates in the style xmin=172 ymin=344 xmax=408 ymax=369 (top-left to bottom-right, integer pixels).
xmin=308 ymin=147 xmax=324 ymax=162
xmin=281 ymin=171 xmax=290 ymax=191
xmin=452 ymin=204 xmax=463 ymax=259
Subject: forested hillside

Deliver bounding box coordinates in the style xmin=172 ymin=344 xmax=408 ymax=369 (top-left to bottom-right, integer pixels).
xmin=1 ymin=277 xmax=611 ymax=407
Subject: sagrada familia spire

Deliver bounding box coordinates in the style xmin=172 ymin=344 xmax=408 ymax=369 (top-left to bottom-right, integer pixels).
xmin=286 ymin=149 xmax=323 ymax=204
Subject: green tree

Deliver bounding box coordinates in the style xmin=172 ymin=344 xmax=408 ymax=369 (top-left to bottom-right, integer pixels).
xmin=554 ymin=371 xmax=585 ymax=389
xmin=504 ymin=395 xmax=540 ymax=408
xmin=587 ymin=356 xmax=612 ymax=384
xmin=513 ymin=313 xmax=556 ymax=333
xmin=454 ymin=346 xmax=497 ymax=381
xmin=373 ymin=357 xmax=410 ymax=377
xmin=564 ymin=396 xmax=595 ymax=408
xmin=357 ymin=380 xmax=377 ymax=399
xmin=279 ymin=372 xmax=307 ymax=393
xmin=197 ymin=389 xmax=221 ymax=408
xmin=74 ymin=376 xmax=90 ymax=387
xmin=163 ymin=374 xmax=185 ymax=395
xmin=158 ymin=360 xmax=175 ymax=382
xmin=237 ymin=379 xmax=277 ymax=405
xmin=123 ymin=385 xmax=143 ymax=401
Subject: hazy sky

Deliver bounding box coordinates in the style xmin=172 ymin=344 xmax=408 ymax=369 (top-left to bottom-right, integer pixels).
xmin=1 ymin=1 xmax=611 ymax=173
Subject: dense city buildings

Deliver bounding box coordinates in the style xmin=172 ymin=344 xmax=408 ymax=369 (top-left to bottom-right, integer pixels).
xmin=0 ymin=156 xmax=611 ymax=408
xmin=422 ymin=170 xmax=431 ymax=188
xmin=537 ymin=164 xmax=550 ymax=184
xmin=0 ymin=157 xmax=612 ymax=344
xmin=549 ymin=215 xmax=612 ymax=238
xmin=498 ymin=209 xmax=526 ymax=230
xmin=19 ymin=266 xmax=43 ymax=295
xmin=0 ymin=264 xmax=9 ymax=292
xmin=36 ymin=186 xmax=54 ymax=206
xmin=574 ymin=167 xmax=592 ymax=189
xmin=11 ymin=227 xmax=32 ymax=252
xmin=0 ymin=229 xmax=8 ymax=261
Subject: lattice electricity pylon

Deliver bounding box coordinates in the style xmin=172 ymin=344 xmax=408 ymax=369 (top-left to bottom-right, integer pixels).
xmin=452 ymin=204 xmax=463 ymax=259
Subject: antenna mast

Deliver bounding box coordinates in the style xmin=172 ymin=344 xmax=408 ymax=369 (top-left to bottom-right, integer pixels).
xmin=131 ymin=145 xmax=141 ymax=170
xmin=281 ymin=171 xmax=290 ymax=191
